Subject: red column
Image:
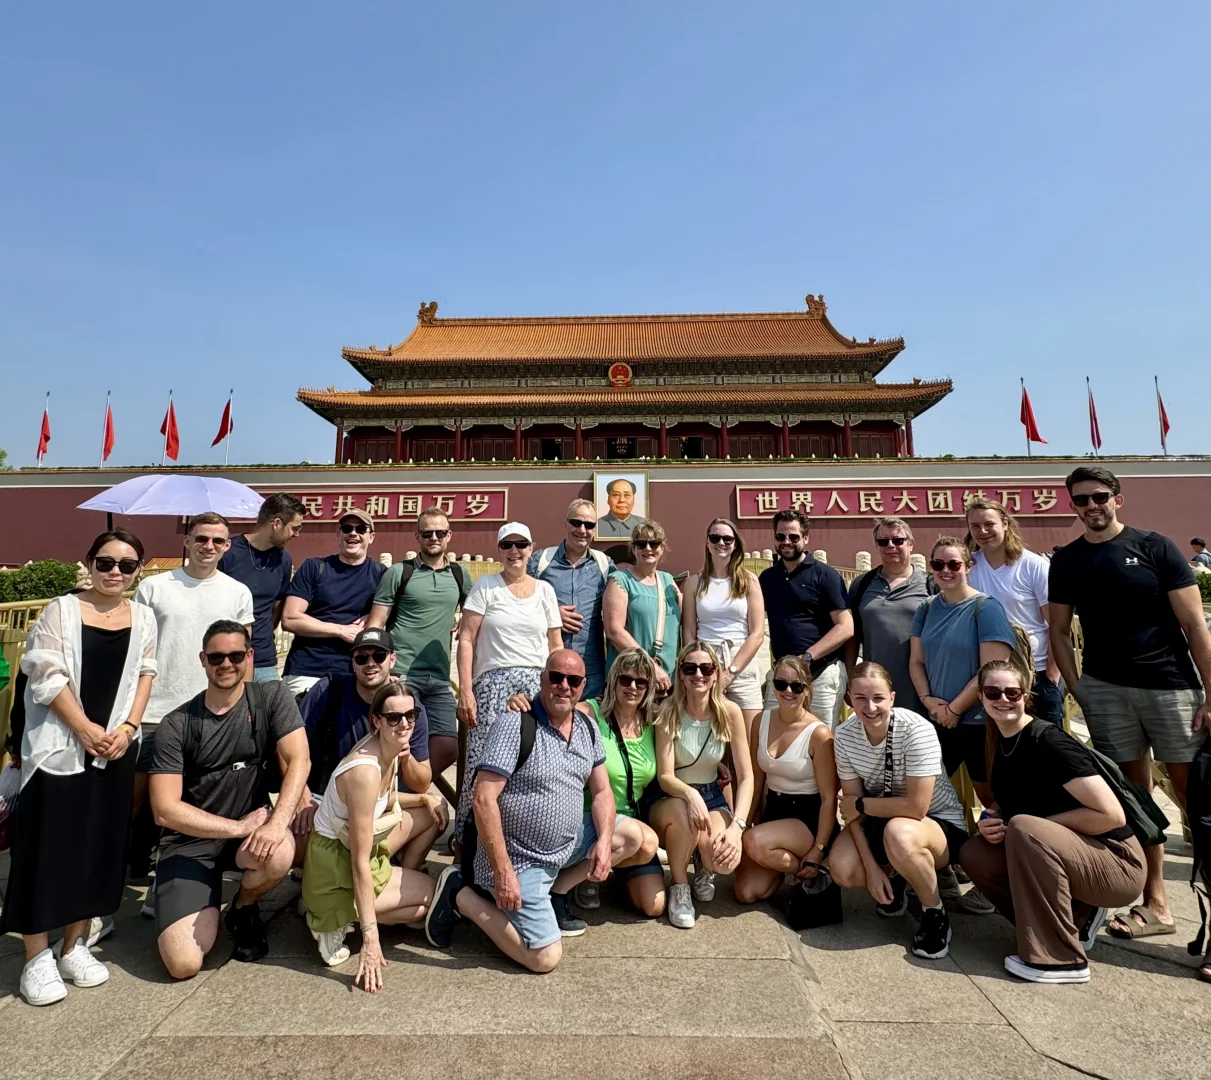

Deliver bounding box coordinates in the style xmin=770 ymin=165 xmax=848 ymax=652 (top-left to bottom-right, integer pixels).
xmin=720 ymin=419 xmax=730 ymax=459
xmin=334 ymin=422 xmax=344 ymax=464
xmin=453 ymin=423 xmax=464 ymax=462
xmin=658 ymin=420 xmax=668 ymax=458
xmin=905 ymin=416 xmax=915 ymax=457
xmin=513 ymin=421 xmax=523 ymax=461
xmin=781 ymin=418 xmax=791 ymax=458
xmin=394 ymin=423 xmax=403 ymax=463
xmin=842 ymin=419 xmax=853 ymax=457
xmin=401 ymin=428 xmax=410 ymax=462
xmin=574 ymin=421 xmax=583 ymax=460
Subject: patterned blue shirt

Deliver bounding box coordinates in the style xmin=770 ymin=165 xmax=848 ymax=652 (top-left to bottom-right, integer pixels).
xmin=526 ymin=543 xmax=614 ymax=674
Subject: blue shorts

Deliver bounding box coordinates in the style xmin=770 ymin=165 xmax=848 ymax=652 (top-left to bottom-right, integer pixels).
xmin=691 ymin=782 xmax=731 ymax=814
xmin=566 ymin=812 xmax=663 ymax=882
xmin=251 ymin=666 xmax=280 ymax=683
xmin=406 ymin=672 xmax=458 ymax=739
xmin=489 ymin=864 xmax=560 ymax=950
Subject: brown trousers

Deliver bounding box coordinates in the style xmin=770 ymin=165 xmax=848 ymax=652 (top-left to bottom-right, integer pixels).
xmin=960 ymin=815 xmax=1146 ymax=967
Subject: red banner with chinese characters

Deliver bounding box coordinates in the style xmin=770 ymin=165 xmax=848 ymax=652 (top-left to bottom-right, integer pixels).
xmin=735 ymin=484 xmax=1072 ymax=519
xmin=284 ymin=490 xmax=509 ymax=523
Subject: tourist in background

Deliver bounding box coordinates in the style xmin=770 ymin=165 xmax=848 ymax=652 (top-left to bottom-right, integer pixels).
xmin=965 ymin=496 xmax=1063 ymax=725
xmin=603 ymin=520 xmax=681 ymax=694
xmin=828 ymin=663 xmax=969 ymax=960
xmin=218 ymin=492 xmax=307 ymax=683
xmin=1049 ymin=465 xmax=1211 ymax=941
xmin=682 ymin=517 xmax=766 ymax=733
xmin=455 ymin=522 xmax=562 ymax=837
xmin=758 ymin=509 xmax=853 ymax=729
xmin=650 ymin=642 xmax=753 ymax=929
xmin=281 ymin=509 xmax=384 ymax=697
xmin=3 ymin=530 xmax=156 ymax=1006
xmin=1191 ymin=538 xmax=1211 ymax=569
xmin=843 ymin=516 xmax=933 ymax=715
xmin=733 ymin=656 xmax=837 ymax=907
xmin=366 ymin=508 xmax=468 ymax=782
xmin=529 ymin=499 xmax=615 ymax=701
xmin=960 ymin=661 xmax=1146 ymax=983
xmin=302 ymin=680 xmax=437 ymax=987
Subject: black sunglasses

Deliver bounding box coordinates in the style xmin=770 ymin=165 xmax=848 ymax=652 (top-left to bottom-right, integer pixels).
xmin=419 ymin=528 xmax=450 ymax=539
xmin=205 ymin=650 xmax=248 ymax=666
xmin=773 ymin=678 xmax=807 ymax=694
xmin=339 ymin=522 xmax=369 ymax=534
xmin=92 ymin=556 xmax=140 ymax=574
xmin=981 ymin=686 xmax=1026 ymax=702
xmin=633 ymin=539 xmax=662 ymax=550
xmin=707 ymin=534 xmax=736 ymax=545
xmin=547 ymin=670 xmax=585 ymax=689
xmin=379 ymin=707 xmax=421 ymax=727
xmin=680 ymin=661 xmax=717 ymax=677
xmin=567 ymin=518 xmax=596 ymax=530
xmin=1071 ymin=492 xmax=1113 ymax=507
xmin=930 ymin=559 xmax=965 ymax=572
xmin=352 ymin=650 xmax=390 ymax=666
xmin=774 ymin=532 xmax=802 ymax=543
xmin=875 ymin=537 xmax=909 ymax=547
xmin=190 ymin=534 xmax=228 ymax=548
xmin=498 ymin=539 xmax=531 ymax=550
xmin=616 ymin=673 xmax=649 ymax=690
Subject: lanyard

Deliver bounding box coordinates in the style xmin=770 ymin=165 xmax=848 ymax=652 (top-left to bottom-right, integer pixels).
xmin=881 ymin=716 xmax=895 ymax=797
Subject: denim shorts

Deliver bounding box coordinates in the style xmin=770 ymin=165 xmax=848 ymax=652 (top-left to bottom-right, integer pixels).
xmin=489 ymin=863 xmax=560 ymax=950
xmin=407 ymin=672 xmax=458 ymax=739
xmin=251 ymin=666 xmax=280 ymax=683
xmin=691 ymin=782 xmax=731 ymax=814
xmin=566 ymin=812 xmax=663 ymax=882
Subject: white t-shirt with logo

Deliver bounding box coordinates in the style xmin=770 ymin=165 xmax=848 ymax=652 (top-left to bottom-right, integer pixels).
xmin=968 ymin=549 xmax=1050 ymax=669
xmin=464 ymin=573 xmax=562 ymax=681
xmin=133 ymin=568 xmax=254 ymax=725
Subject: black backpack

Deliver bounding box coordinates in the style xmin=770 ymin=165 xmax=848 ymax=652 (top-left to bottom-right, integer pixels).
xmin=180 ymin=681 xmax=280 ymax=812
xmin=386 ymin=559 xmax=470 ymax=630
xmin=1186 ymin=734 xmax=1211 ymax=959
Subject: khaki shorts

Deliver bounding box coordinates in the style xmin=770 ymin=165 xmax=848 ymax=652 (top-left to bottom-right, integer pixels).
xmin=1074 ymin=674 xmax=1205 ymax=764
xmin=704 ymin=641 xmax=765 ymax=712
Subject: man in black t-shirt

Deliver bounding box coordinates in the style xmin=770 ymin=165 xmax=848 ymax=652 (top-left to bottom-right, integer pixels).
xmin=1048 ymin=465 xmax=1211 ymax=939
xmin=149 ymin=621 xmax=310 ymax=979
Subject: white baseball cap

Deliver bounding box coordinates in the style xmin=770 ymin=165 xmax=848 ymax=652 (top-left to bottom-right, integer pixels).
xmin=497 ymin=521 xmax=533 ymax=544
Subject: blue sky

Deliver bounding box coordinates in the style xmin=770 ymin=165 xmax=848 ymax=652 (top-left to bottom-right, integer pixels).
xmin=4 ymin=2 xmax=1208 ymax=468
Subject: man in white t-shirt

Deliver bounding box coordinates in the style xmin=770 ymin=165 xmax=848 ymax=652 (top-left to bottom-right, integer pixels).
xmin=965 ymin=497 xmax=1063 ymax=724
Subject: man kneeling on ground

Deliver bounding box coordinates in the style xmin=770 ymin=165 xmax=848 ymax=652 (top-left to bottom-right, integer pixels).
xmin=424 ymin=650 xmax=614 ymax=972
xmin=149 ymin=621 xmax=310 ymax=978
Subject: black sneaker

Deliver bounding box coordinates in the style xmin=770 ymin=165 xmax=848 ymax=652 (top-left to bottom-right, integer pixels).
xmin=911 ymin=906 xmax=952 ymax=960
xmin=550 ymin=891 xmax=588 ymax=937
xmin=875 ymin=874 xmax=909 ymax=918
xmin=425 ymin=865 xmax=464 ymax=949
xmin=1079 ymin=906 xmax=1109 ymax=952
xmin=225 ymin=900 xmax=268 ymax=963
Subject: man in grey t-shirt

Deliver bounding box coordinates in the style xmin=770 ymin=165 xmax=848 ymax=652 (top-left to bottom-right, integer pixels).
xmin=844 ymin=516 xmax=933 ymax=713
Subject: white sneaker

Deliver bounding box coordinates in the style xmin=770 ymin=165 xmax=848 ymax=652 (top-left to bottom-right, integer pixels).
xmin=668 ymin=882 xmax=697 ymax=929
xmin=691 ymin=852 xmax=716 ymax=902
xmin=20 ymin=949 xmax=67 ymax=1006
xmin=52 ymin=916 xmax=114 ymax=958
xmin=57 ymin=942 xmax=110 ymax=988
xmin=313 ymin=928 xmax=350 ymax=967
xmin=1004 ymin=954 xmax=1090 ymax=984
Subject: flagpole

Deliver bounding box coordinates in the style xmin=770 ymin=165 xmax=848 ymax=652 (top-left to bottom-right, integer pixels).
xmin=1155 ymin=376 xmax=1167 ymax=456
xmin=224 ymin=388 xmax=233 ymax=467
xmin=1021 ymin=378 xmax=1031 ymax=458
xmin=39 ymin=392 xmax=49 ymax=467
xmin=100 ymin=390 xmax=110 ymax=468
xmin=162 ymin=389 xmax=172 ymax=466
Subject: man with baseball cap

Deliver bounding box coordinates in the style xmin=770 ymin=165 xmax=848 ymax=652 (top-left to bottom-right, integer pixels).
xmin=292 ymin=627 xmax=445 ymax=872
xmin=281 ymin=509 xmax=385 ymax=697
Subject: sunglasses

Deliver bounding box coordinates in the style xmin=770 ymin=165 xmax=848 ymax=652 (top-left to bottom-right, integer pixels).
xmin=92 ymin=556 xmax=140 ymax=574
xmin=633 ymin=539 xmax=662 ymax=550
xmin=773 ymin=678 xmax=807 ymax=694
xmin=930 ymin=559 xmax=965 ymax=572
xmin=205 ymin=650 xmax=248 ymax=666
xmin=498 ymin=539 xmax=531 ymax=550
xmin=340 ymin=523 xmax=369 ymax=534
xmin=616 ymin=673 xmax=649 ymax=690
xmin=1071 ymin=492 xmax=1113 ymax=507
xmin=190 ymin=535 xmax=228 ymax=548
xmin=707 ymin=534 xmax=736 ymax=545
xmin=547 ymin=670 xmax=585 ymax=689
xmin=981 ymin=686 xmax=1026 ymax=702
xmin=567 ymin=518 xmax=596 ymax=530
xmin=419 ymin=528 xmax=450 ymax=539
xmin=379 ymin=707 xmax=421 ymax=727
xmin=352 ymin=650 xmax=389 ymax=666
xmin=774 ymin=532 xmax=802 ymax=543
xmin=875 ymin=537 xmax=909 ymax=547
xmin=680 ymin=661 xmax=717 ymax=677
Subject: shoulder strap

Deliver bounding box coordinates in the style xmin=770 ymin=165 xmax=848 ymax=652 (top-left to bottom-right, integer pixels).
xmin=516 ymin=710 xmax=538 ymax=773
xmin=588 ymin=548 xmax=610 ymax=577
xmin=537 ymin=546 xmax=559 ymax=577
xmin=451 ymin=562 xmax=470 ymax=607
xmin=652 ymin=571 xmax=669 ymax=654
xmin=387 ymin=561 xmax=416 ymax=630
xmin=315 ymin=557 xmax=327 ymax=583
xmin=594 ymin=699 xmax=636 ymax=813
xmin=244 ymin=681 xmax=272 ymax=767
xmin=852 ymin=567 xmax=880 ymax=610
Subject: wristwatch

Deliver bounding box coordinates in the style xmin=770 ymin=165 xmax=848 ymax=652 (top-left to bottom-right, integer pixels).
xmin=855 ymin=796 xmax=866 ymax=816
xmin=727 ymin=664 xmax=739 ymax=676
xmin=733 ymin=816 xmax=749 ymax=830
xmin=803 ymin=650 xmax=814 ymax=664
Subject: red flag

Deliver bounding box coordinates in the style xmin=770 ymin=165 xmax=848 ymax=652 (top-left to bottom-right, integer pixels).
xmin=1087 ymin=380 xmax=1102 ymax=452
xmin=1156 ymin=379 xmax=1170 ymax=452
xmin=102 ymin=403 xmax=115 ymax=462
xmin=160 ymin=400 xmax=180 ymax=461
xmin=211 ymin=396 xmax=234 ymax=446
xmin=37 ymin=405 xmax=51 ymax=462
xmin=1019 ymin=383 xmax=1047 ymax=444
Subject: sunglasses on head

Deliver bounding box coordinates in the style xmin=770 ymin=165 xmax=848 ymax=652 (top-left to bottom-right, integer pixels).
xmin=875 ymin=537 xmax=909 ymax=547
xmin=205 ymin=650 xmax=248 ymax=666
xmin=707 ymin=533 xmax=736 ymax=545
xmin=774 ymin=532 xmax=802 ymax=543
xmin=498 ymin=539 xmax=531 ymax=550
xmin=92 ymin=556 xmax=140 ymax=574
xmin=616 ymin=673 xmax=649 ymax=690
xmin=773 ymin=678 xmax=807 ymax=694
xmin=339 ymin=522 xmax=369 ymax=534
xmin=633 ymin=539 xmax=662 ymax=550
xmin=379 ymin=707 xmax=421 ymax=727
xmin=981 ymin=685 xmax=1025 ymax=702
xmin=567 ymin=518 xmax=596 ymax=530
xmin=1071 ymin=491 xmax=1113 ymax=507
xmin=352 ymin=649 xmax=389 ymax=666
xmin=930 ymin=559 xmax=965 ymax=572
xmin=680 ymin=661 xmax=716 ymax=677
xmin=547 ymin=670 xmax=585 ymax=689
xmin=419 ymin=528 xmax=450 ymax=539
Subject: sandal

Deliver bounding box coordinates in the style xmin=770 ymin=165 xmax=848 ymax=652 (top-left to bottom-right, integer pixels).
xmin=1106 ymin=905 xmax=1177 ymax=940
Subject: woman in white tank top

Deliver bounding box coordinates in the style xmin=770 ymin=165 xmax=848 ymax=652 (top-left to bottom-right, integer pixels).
xmin=681 ymin=517 xmax=766 ymax=730
xmin=301 ymin=680 xmax=436 ymax=992
xmin=734 ymin=656 xmax=839 ymax=906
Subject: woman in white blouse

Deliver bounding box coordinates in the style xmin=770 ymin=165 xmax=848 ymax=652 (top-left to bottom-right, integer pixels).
xmin=455 ymin=522 xmax=562 ymax=835
xmin=2 ymin=530 xmax=157 ymax=1006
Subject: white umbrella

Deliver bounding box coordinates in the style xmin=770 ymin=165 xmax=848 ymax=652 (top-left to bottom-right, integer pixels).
xmin=77 ymin=474 xmax=265 ymax=519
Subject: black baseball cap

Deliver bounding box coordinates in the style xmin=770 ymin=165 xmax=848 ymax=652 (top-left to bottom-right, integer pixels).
xmin=352 ymin=627 xmax=392 ymax=651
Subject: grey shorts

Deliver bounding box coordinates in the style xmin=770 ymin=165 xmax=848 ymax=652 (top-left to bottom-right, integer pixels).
xmin=1074 ymin=674 xmax=1205 ymax=764
xmin=136 ymin=725 xmax=157 ymax=772
xmin=406 ymin=672 xmax=458 ymax=739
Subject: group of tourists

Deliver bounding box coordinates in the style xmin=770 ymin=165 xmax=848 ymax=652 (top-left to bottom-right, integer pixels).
xmin=3 ymin=466 xmax=1209 ymax=1005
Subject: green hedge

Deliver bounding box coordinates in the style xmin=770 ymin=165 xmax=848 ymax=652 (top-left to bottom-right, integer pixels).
xmin=1200 ymin=574 xmax=1211 ymax=604
xmin=0 ymin=560 xmax=81 ymax=603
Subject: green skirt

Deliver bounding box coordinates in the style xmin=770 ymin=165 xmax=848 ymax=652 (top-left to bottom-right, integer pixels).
xmin=302 ymin=831 xmax=393 ymax=934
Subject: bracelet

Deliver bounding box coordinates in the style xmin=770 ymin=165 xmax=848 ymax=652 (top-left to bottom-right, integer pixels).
xmin=360 ymin=920 xmax=378 ymax=933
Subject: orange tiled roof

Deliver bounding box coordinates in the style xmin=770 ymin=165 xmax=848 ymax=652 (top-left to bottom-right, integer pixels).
xmin=343 ymin=297 xmax=904 ymax=368
xmin=297 ymin=380 xmax=951 ymax=417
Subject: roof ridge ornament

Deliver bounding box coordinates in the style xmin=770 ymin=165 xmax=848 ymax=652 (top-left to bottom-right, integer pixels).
xmin=417 ymin=300 xmax=439 ymax=324
xmin=805 ymin=294 xmax=827 ymax=317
